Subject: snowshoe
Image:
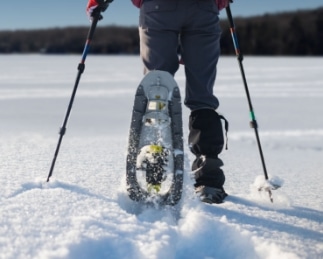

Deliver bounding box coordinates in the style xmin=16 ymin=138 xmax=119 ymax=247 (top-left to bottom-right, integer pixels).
xmin=126 ymin=70 xmax=184 ymax=206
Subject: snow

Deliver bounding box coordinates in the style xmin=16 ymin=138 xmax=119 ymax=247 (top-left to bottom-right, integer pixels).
xmin=0 ymin=54 xmax=322 ymax=259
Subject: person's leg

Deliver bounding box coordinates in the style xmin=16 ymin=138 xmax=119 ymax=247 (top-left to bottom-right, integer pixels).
xmin=181 ymin=0 xmax=227 ymax=203
xmin=139 ymin=0 xmax=181 ymax=75
xmin=180 ymin=0 xmax=222 ymax=110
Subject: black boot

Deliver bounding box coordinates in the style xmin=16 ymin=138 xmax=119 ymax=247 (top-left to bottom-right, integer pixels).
xmin=192 ymin=156 xmax=227 ymax=203
xmin=189 ymin=109 xmax=228 ymax=203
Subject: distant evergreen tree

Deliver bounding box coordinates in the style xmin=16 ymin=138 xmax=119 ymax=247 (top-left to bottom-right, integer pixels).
xmin=315 ymin=10 xmax=323 ymax=55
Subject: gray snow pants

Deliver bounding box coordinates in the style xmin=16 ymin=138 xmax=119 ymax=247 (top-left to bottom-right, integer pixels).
xmin=139 ymin=0 xmax=222 ymax=111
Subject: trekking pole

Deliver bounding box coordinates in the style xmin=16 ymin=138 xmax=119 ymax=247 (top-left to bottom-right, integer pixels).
xmin=225 ymin=4 xmax=278 ymax=202
xmin=46 ymin=2 xmax=111 ymax=182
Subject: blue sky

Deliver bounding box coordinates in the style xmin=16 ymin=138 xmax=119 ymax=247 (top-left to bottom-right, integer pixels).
xmin=2 ymin=0 xmax=323 ymax=30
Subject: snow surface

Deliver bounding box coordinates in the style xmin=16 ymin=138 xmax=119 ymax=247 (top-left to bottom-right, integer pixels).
xmin=0 ymin=54 xmax=322 ymax=259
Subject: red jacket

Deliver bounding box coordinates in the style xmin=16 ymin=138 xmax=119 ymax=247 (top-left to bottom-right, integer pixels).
xmin=131 ymin=0 xmax=228 ymax=10
xmin=131 ymin=0 xmax=142 ymax=8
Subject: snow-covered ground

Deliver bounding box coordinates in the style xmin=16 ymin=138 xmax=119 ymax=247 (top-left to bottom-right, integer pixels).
xmin=0 ymin=54 xmax=322 ymax=259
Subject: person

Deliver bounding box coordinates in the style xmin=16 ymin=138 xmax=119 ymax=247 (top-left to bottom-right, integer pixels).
xmin=86 ymin=0 xmax=230 ymax=204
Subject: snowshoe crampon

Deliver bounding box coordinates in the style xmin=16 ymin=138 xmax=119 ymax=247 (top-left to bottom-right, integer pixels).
xmin=126 ymin=71 xmax=184 ymax=206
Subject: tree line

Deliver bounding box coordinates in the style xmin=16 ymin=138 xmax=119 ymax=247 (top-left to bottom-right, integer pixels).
xmin=1 ymin=7 xmax=322 ymax=55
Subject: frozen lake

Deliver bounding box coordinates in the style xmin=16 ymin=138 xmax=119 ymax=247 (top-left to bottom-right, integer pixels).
xmin=0 ymin=54 xmax=322 ymax=259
